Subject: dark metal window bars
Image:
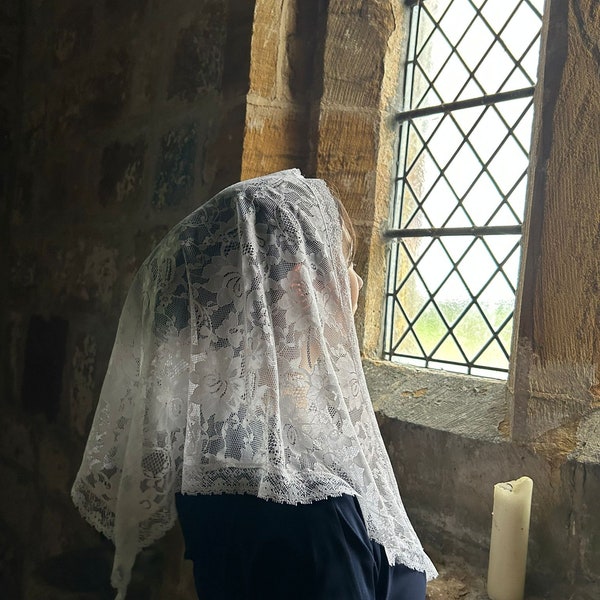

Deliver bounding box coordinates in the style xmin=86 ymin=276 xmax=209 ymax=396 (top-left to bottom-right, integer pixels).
xmin=383 ymin=0 xmax=544 ymax=378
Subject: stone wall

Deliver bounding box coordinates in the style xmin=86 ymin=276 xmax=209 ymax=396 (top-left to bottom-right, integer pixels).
xmin=510 ymin=0 xmax=600 ymax=441
xmin=241 ymin=0 xmax=324 ymax=179
xmin=2 ymin=1 xmax=253 ymax=597
xmin=368 ymin=360 xmax=600 ymax=597
xmin=1 ymin=0 xmax=407 ymax=595
xmin=1 ymin=4 xmax=25 ymax=596
xmin=2 ymin=0 xmax=600 ymax=598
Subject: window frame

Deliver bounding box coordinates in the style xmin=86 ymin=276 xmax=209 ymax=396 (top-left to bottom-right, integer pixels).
xmin=382 ymin=0 xmax=545 ymax=378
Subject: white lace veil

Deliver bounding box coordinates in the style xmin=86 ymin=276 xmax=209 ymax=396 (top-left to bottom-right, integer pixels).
xmin=72 ymin=169 xmax=437 ymax=598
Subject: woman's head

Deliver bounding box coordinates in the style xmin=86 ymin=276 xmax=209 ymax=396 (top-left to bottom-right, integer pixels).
xmin=326 ymin=184 xmax=355 ymax=265
xmin=331 ymin=192 xmax=363 ymax=314
xmin=337 ymin=200 xmax=356 ymax=267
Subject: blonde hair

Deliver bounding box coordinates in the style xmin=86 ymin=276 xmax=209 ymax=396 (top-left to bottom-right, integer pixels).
xmin=329 ymin=187 xmax=357 ymax=265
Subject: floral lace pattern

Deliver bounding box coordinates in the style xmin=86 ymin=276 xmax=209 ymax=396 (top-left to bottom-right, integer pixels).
xmin=72 ymin=169 xmax=437 ymax=598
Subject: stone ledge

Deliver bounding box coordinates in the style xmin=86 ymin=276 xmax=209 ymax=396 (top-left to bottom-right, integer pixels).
xmin=364 ymin=358 xmax=600 ymax=466
xmin=363 ymin=358 xmax=507 ymax=443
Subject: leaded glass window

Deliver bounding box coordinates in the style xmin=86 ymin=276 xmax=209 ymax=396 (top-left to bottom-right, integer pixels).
xmin=383 ymin=0 xmax=545 ymax=378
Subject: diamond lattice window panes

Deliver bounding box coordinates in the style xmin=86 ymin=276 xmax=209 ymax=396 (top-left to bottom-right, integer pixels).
xmin=383 ymin=0 xmax=545 ymax=378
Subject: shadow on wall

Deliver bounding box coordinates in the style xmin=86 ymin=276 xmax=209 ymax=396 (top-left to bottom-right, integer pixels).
xmin=25 ymin=545 xmax=167 ymax=600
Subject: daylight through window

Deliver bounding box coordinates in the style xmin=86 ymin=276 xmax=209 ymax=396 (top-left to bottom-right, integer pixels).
xmin=383 ymin=0 xmax=545 ymax=378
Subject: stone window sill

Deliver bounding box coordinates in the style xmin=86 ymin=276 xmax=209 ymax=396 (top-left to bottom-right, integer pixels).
xmin=363 ymin=358 xmax=600 ymax=464
xmin=363 ymin=358 xmax=510 ymax=445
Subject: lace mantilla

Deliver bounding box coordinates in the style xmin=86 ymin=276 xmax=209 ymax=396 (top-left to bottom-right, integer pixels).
xmin=72 ymin=169 xmax=437 ymax=598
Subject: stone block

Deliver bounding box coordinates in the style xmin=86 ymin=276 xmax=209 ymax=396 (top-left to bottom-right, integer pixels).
xmin=9 ymin=247 xmax=37 ymax=292
xmin=0 ymin=8 xmax=19 ymax=82
xmin=579 ymin=460 xmax=600 ymax=579
xmin=129 ymin=28 xmax=165 ymax=112
xmin=21 ymin=99 xmax=48 ymax=163
xmin=69 ymin=334 xmax=97 ymax=438
xmin=53 ymin=4 xmax=93 ymax=65
xmin=220 ymin=0 xmax=254 ymax=99
xmin=51 ymin=48 xmax=132 ymax=134
xmin=248 ymin=1 xmax=283 ymax=99
xmin=26 ymin=547 xmax=113 ymax=599
xmin=153 ymin=123 xmax=197 ymax=208
xmin=39 ymin=502 xmax=73 ymax=559
xmin=22 ymin=9 xmax=54 ymax=74
xmin=10 ymin=172 xmax=34 ymax=225
xmin=285 ymin=0 xmax=321 ymax=103
xmin=99 ymin=137 xmax=146 ymax=206
xmin=105 ymin=0 xmax=148 ymax=21
xmin=47 ymin=159 xmax=71 ymax=215
xmin=39 ymin=430 xmax=73 ymax=496
xmin=316 ymin=109 xmax=378 ymax=211
xmin=242 ymin=106 xmax=309 ymax=179
xmin=0 ymin=0 xmax=19 ymax=21
xmin=82 ymin=245 xmax=119 ymax=306
xmin=328 ymin=0 xmax=364 ymax=13
xmin=207 ymin=102 xmax=245 ymax=191
xmin=0 ymin=523 xmax=20 ymax=600
xmin=6 ymin=311 xmax=27 ymax=404
xmin=83 ymin=48 xmax=132 ymax=129
xmin=0 ymin=461 xmax=38 ymax=543
xmin=32 ymin=237 xmax=120 ymax=308
xmin=21 ymin=315 xmax=69 ymax=422
xmin=322 ymin=6 xmax=392 ymax=108
xmin=0 ymin=414 xmax=35 ymax=471
xmin=168 ymin=6 xmax=226 ymax=102
xmin=134 ymin=225 xmax=169 ymax=266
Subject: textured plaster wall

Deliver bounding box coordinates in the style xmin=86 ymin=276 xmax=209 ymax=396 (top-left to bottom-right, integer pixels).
xmin=2 ymin=1 xmax=253 ymax=597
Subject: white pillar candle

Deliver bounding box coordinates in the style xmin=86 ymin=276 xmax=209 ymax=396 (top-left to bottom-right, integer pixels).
xmin=487 ymin=476 xmax=533 ymax=600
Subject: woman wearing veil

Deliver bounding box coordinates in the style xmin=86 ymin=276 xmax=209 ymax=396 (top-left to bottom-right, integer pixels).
xmin=72 ymin=169 xmax=436 ymax=599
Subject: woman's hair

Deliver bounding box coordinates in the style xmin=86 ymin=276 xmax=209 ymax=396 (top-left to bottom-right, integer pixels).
xmin=329 ymin=187 xmax=357 ymax=265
